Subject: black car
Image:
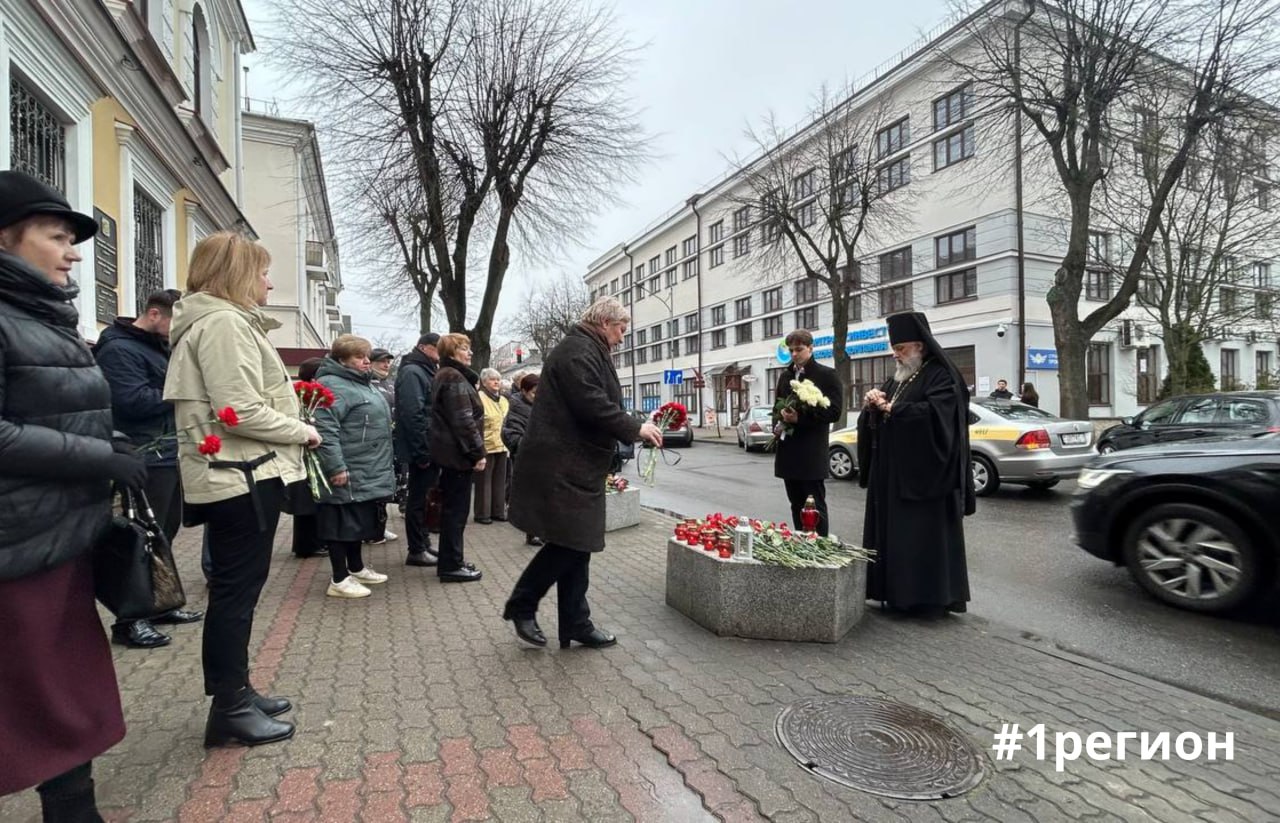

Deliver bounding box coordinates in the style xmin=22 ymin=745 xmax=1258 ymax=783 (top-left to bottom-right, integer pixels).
xmin=1095 ymin=391 xmax=1280 ymax=453
xmin=1071 ymin=434 xmax=1280 ymax=614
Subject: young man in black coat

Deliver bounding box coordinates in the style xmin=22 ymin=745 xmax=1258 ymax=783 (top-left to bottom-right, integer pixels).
xmin=94 ymin=288 xmax=203 ymax=648
xmin=394 ymin=332 xmax=441 ymax=567
xmin=772 ymin=329 xmax=844 ymax=536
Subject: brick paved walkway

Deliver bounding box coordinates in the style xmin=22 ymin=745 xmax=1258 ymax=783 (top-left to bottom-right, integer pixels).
xmin=2 ymin=508 xmax=1278 ymax=822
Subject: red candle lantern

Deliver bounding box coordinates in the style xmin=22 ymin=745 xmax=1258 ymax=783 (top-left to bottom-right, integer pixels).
xmin=800 ymin=495 xmax=820 ymax=534
xmin=702 ymin=531 xmax=717 ymax=551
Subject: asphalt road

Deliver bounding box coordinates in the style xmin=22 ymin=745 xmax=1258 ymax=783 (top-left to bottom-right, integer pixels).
xmin=628 ymin=439 xmax=1280 ymax=718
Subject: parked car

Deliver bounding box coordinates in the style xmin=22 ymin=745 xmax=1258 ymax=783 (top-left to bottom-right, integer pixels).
xmin=827 ymin=399 xmax=1095 ymax=495
xmin=736 ymin=406 xmax=774 ymax=451
xmin=630 ymin=408 xmax=694 ymax=447
xmin=1096 ymin=391 xmax=1280 ymax=453
xmin=1071 ymin=434 xmax=1280 ymax=614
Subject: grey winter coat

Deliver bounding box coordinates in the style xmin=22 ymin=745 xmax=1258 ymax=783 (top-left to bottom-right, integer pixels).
xmin=509 ymin=325 xmax=641 ymax=552
xmin=312 ymin=357 xmax=396 ymax=504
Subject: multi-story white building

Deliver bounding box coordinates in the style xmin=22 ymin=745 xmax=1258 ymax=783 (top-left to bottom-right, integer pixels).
xmin=242 ymin=110 xmax=344 ymax=348
xmin=586 ymin=7 xmax=1278 ymax=426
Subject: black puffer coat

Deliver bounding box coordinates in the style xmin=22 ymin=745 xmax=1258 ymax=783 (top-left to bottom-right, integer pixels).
xmin=428 ymin=358 xmax=484 ymax=471
xmin=0 ymin=251 xmax=116 ymax=581
xmin=501 ymin=390 xmax=533 ymax=456
xmin=509 ymin=325 xmax=641 ymax=552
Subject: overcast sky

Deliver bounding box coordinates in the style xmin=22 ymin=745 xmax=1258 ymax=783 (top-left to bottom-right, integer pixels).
xmin=240 ymin=0 xmax=954 ymax=353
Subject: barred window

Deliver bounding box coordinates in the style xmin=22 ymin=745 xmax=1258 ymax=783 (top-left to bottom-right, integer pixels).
xmin=134 ymin=187 xmax=166 ymax=315
xmin=9 ymin=77 xmax=66 ymax=193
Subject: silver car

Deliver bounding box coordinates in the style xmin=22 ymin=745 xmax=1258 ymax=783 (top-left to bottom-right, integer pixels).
xmin=828 ymin=399 xmax=1095 ymax=496
xmin=736 ymin=406 xmax=774 ymax=451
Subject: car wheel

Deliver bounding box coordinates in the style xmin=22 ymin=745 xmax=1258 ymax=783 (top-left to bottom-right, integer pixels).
xmin=1122 ymin=503 xmax=1263 ymax=614
xmin=1026 ymin=479 xmax=1059 ymax=491
xmin=1099 ymin=443 xmax=1117 ymax=454
xmin=828 ymin=447 xmax=855 ymax=481
xmin=971 ymin=454 xmax=1000 ymax=496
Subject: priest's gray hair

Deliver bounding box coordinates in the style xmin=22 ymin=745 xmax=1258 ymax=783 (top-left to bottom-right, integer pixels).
xmin=581 ymin=296 xmax=630 ymax=327
xmin=480 ymin=367 xmax=502 ymax=382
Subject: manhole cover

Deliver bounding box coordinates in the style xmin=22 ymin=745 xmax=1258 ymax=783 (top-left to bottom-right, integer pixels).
xmin=775 ymin=696 xmax=985 ymax=800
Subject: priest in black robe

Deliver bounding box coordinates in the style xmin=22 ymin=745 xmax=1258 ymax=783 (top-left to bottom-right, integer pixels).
xmin=857 ymin=312 xmax=974 ymax=616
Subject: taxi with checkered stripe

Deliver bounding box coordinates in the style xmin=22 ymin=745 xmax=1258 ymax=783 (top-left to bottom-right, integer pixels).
xmin=827 ymin=398 xmax=1096 ymax=495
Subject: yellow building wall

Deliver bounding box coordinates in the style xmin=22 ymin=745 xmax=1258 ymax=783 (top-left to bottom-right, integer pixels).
xmin=175 ymin=189 xmax=193 ymax=288
xmin=91 ymin=98 xmax=135 ymax=327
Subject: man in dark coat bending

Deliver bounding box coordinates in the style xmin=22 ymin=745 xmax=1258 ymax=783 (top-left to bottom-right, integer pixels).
xmin=772 ymin=329 xmax=844 ymax=536
xmin=857 ymin=311 xmax=974 ymax=617
xmin=504 ymin=297 xmax=662 ymax=650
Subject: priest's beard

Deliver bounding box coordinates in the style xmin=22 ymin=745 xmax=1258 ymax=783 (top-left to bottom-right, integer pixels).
xmin=893 ymin=351 xmax=924 ymax=383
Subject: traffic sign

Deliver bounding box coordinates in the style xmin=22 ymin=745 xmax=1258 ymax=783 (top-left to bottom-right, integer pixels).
xmin=663 ymin=369 xmax=684 ymax=385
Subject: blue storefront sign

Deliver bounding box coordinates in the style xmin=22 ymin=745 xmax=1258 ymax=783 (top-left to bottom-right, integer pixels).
xmin=1026 ymin=348 xmax=1059 ymax=370
xmin=775 ymin=325 xmax=890 ymax=364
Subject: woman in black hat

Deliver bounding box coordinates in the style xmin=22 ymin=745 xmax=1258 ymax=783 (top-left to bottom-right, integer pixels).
xmin=0 ymin=171 xmax=149 ymax=819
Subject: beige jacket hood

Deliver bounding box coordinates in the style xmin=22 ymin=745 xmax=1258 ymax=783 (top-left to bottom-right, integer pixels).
xmin=163 ymin=292 xmax=309 ymax=504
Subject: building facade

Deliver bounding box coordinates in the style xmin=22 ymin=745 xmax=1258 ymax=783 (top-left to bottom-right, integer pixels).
xmin=242 ymin=111 xmax=344 ymax=348
xmin=2 ymin=0 xmax=262 ymax=340
xmin=586 ymin=7 xmax=1278 ymax=426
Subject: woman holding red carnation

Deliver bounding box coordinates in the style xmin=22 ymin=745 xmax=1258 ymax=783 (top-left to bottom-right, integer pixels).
xmin=164 ymin=232 xmax=321 ymax=748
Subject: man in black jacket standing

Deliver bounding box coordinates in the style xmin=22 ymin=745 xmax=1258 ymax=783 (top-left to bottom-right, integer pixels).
xmin=94 ymin=288 xmax=203 ymax=648
xmin=772 ymin=329 xmax=844 ymax=537
xmin=395 ymin=333 xmax=441 ymax=567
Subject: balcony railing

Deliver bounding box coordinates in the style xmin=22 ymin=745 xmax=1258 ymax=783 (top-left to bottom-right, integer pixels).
xmin=306 ymin=241 xmax=325 ymax=268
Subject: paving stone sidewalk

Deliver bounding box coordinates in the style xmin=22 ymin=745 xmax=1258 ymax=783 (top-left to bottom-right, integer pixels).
xmin=3 ymin=507 xmax=1278 ymax=822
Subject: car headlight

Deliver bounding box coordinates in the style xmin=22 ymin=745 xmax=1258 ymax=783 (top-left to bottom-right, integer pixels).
xmin=1076 ymin=467 xmax=1134 ymax=491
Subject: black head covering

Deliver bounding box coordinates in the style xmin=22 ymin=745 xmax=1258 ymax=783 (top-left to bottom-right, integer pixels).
xmin=885 ymin=311 xmax=967 ymax=392
xmin=0 ymin=171 xmax=98 ymax=244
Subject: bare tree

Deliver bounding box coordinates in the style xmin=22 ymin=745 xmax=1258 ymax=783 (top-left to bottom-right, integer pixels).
xmin=942 ymin=0 xmax=1280 ymax=417
xmin=727 ymin=90 xmax=915 ymax=397
xmin=270 ymin=0 xmax=646 ymax=367
xmin=1105 ymin=115 xmax=1280 ymax=395
xmin=506 ymin=271 xmax=592 ymax=357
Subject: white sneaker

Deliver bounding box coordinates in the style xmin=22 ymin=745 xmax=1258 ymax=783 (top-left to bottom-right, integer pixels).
xmin=350 ymin=567 xmax=388 ymax=585
xmin=327 ymin=576 xmax=372 ymax=598
xmin=383 ymin=530 xmax=398 ymax=541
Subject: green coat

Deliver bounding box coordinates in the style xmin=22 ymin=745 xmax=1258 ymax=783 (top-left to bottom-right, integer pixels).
xmin=313 ymin=357 xmax=395 ymax=504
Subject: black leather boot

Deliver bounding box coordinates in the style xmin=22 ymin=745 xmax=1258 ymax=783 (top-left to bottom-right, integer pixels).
xmin=204 ymin=689 xmax=295 ymax=747
xmin=246 ymin=685 xmax=293 ymax=717
xmin=560 ymin=627 xmax=616 ymax=650
xmin=510 ymin=618 xmax=547 ymax=647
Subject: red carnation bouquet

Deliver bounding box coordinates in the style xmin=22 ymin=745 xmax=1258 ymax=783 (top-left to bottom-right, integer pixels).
xmin=139 ymin=406 xmax=238 ymax=458
xmin=294 ymin=381 xmax=336 ymax=500
xmin=640 ymin=401 xmax=687 ymax=486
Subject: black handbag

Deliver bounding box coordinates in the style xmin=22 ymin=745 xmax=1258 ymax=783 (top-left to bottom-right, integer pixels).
xmin=93 ymin=487 xmax=187 ymax=620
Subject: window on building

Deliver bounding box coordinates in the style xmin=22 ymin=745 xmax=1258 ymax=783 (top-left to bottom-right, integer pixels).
xmin=735 ymin=322 xmax=753 ymax=345
xmin=134 ymin=187 xmax=165 ymax=315
xmin=665 ymin=319 xmax=678 ymax=339
xmin=852 ymin=356 xmax=895 ymax=407
xmin=1257 ymin=351 xmax=1274 ymax=387
xmin=610 ymin=278 xmax=618 ymax=294
xmin=1221 ymin=288 xmax=1238 ymax=314
xmin=636 ymin=347 xmax=647 ymax=365
xmin=641 ymin=381 xmax=660 ymax=406
xmin=733 ymin=207 xmax=751 ymax=258
xmin=648 ymin=275 xmax=659 ymax=294
xmin=763 ymin=287 xmax=782 ymax=312
xmin=879 ymin=246 xmax=912 ymax=282
xmin=766 ymin=367 xmax=788 ymax=402
xmin=9 ymin=77 xmax=67 ymax=193
xmin=848 ymin=294 xmax=863 ymax=323
xmin=634 ymin=286 xmax=645 ymax=302
xmin=612 ymin=354 xmax=621 ymax=369
xmin=877 ymin=157 xmax=910 ymax=193
xmin=622 ymin=272 xmax=632 ymax=288
xmin=935 ymin=269 xmax=977 ymax=304
xmin=651 ymin=324 xmax=662 ymax=342
xmin=192 ymin=6 xmax=213 ymax=118
xmin=650 ymin=344 xmax=662 ymax=361
xmin=711 ymin=304 xmax=726 ymax=325
xmin=668 ymin=341 xmax=679 ymax=359
xmin=880 ymin=284 xmax=912 ymax=316
xmin=797 ymin=200 xmax=816 ymax=228
xmin=1136 ymin=346 xmax=1160 ymax=404
xmin=684 ymin=314 xmax=698 ymax=334
xmin=1257 ymin=183 xmax=1272 ymax=210
xmin=665 ymin=246 xmax=677 ymax=266
xmin=1086 ymin=231 xmax=1112 ymax=300
xmin=708 ymin=221 xmax=724 ymax=268
xmin=623 ymin=351 xmax=632 ymax=367
xmin=761 ymin=190 xmax=783 ymax=244
xmin=1138 ymin=276 xmax=1161 ymax=306
xmin=795 ymin=306 xmax=818 ymax=330
xmin=622 ymin=291 xmax=631 ymax=306
xmin=684 ymin=336 xmax=700 ymax=356
xmin=673 ymin=381 xmax=697 ymax=409
xmin=1253 ymin=262 xmax=1272 ymax=289
xmin=933 ymin=126 xmax=976 ymax=170
xmin=1087 ymin=343 xmax=1112 ymax=405
xmin=735 ymin=296 xmax=752 ymax=320
xmin=793 ymin=169 xmax=815 ymax=200
xmin=621 ymin=385 xmax=633 ymax=409
xmin=933 ymin=85 xmax=972 ymax=131
xmin=667 ymin=269 xmax=678 ymax=288
xmin=935 ymin=227 xmax=977 ymax=267
xmin=1221 ymin=349 xmax=1240 ymax=390
xmin=623 ymin=332 xmax=633 ymax=349
xmin=764 ymin=315 xmax=784 ymax=338
xmin=636 ymin=329 xmax=646 ymax=346
xmin=795 ymin=278 xmax=820 ymax=304
xmin=711 ymin=329 xmax=726 ymax=349
xmin=876 ymin=117 xmax=910 ymax=158
xmin=1258 ymin=292 xmax=1275 ymax=320
xmin=648 ymin=256 xmax=659 ymax=275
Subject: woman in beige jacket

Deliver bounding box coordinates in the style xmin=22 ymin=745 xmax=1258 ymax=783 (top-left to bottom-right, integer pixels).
xmin=164 ymin=232 xmax=321 ymax=748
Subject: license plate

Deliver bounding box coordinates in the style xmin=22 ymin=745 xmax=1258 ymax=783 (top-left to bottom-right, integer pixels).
xmin=1061 ymin=433 xmax=1088 ymax=446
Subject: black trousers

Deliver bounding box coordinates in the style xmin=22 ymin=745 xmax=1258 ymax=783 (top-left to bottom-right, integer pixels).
xmin=504 ymin=543 xmax=592 ymax=639
xmin=36 ymin=760 xmax=98 ymax=822
xmin=404 ymin=463 xmax=440 ymax=555
xmin=202 ymin=478 xmax=284 ymax=697
xmin=783 ymin=478 xmax=830 ymax=537
xmin=436 ymin=467 xmax=473 ymax=573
